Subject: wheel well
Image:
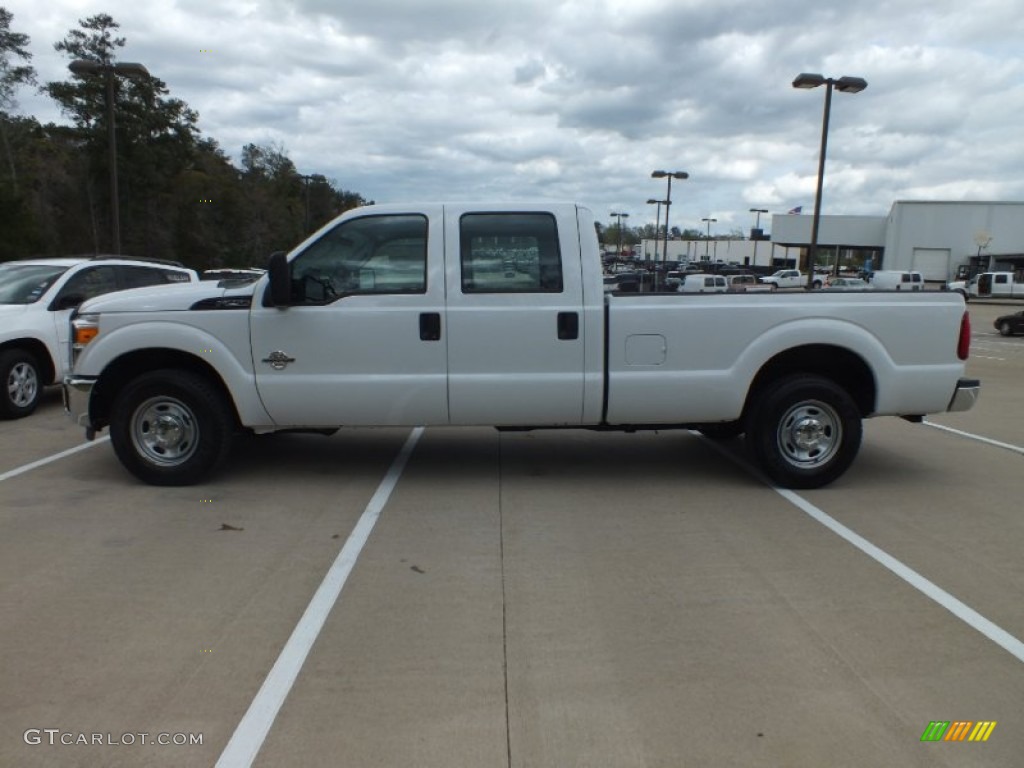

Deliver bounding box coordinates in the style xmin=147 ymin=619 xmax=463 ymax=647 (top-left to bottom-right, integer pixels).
xmin=0 ymin=339 xmax=57 ymax=385
xmin=90 ymin=349 xmax=240 ymax=430
xmin=747 ymin=345 xmax=876 ymax=417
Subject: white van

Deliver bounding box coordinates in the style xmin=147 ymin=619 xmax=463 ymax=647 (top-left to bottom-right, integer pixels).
xmin=677 ymin=274 xmax=727 ymax=293
xmin=870 ymin=270 xmax=924 ymax=291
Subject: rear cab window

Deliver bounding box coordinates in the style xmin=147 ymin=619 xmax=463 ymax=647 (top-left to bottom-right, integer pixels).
xmin=459 ymin=213 xmax=563 ymax=294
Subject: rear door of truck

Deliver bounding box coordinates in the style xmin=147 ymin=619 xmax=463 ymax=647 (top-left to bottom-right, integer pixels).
xmin=443 ymin=204 xmax=587 ymax=425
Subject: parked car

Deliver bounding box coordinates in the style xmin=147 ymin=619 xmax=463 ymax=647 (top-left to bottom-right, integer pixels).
xmin=664 ymin=271 xmax=686 ymax=290
xmin=870 ymin=270 xmax=924 ymax=291
xmin=63 ymin=202 xmax=978 ymax=490
xmin=0 ymin=256 xmax=198 ymax=418
xmin=726 ymin=274 xmax=773 ymax=293
xmin=678 ymin=274 xmax=727 ymax=293
xmin=946 ymin=278 xmax=969 ymax=299
xmin=970 ymin=272 xmax=1024 ymax=299
xmin=760 ymin=269 xmax=816 ymax=290
xmin=825 ymin=277 xmax=872 ymax=291
xmin=201 ymin=268 xmax=266 ymax=282
xmin=994 ymin=311 xmax=1024 ymax=336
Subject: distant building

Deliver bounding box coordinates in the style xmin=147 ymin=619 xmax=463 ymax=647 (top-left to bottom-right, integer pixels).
xmin=771 ymin=201 xmax=1024 ymax=280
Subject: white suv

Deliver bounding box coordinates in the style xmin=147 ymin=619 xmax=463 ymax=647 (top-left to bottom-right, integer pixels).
xmin=0 ymin=256 xmax=198 ymax=418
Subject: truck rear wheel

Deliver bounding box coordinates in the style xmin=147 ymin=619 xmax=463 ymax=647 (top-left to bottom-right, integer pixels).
xmin=745 ymin=374 xmax=861 ymax=489
xmin=110 ymin=369 xmax=234 ymax=486
xmin=1 ymin=349 xmax=42 ymax=419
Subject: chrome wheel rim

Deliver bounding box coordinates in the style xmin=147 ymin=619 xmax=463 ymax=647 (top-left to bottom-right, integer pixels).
xmin=776 ymin=399 xmax=841 ymax=469
xmin=130 ymin=396 xmax=199 ymax=466
xmin=7 ymin=362 xmax=39 ymax=408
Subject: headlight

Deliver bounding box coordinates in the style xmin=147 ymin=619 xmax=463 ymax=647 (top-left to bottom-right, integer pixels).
xmin=71 ymin=313 xmax=100 ymax=366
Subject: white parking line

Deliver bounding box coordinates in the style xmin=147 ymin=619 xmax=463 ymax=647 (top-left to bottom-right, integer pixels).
xmin=700 ymin=435 xmax=1024 ymax=665
xmin=0 ymin=437 xmax=110 ymax=483
xmin=216 ymin=427 xmax=424 ymax=768
xmin=923 ymin=420 xmax=1024 ymax=455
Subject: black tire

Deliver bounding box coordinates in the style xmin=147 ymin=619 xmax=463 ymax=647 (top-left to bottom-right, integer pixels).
xmin=999 ymin=321 xmax=1013 ymax=337
xmin=697 ymin=421 xmax=744 ymax=440
xmin=0 ymin=349 xmax=43 ymax=419
xmin=744 ymin=374 xmax=862 ymax=489
xmin=109 ymin=369 xmax=235 ymax=486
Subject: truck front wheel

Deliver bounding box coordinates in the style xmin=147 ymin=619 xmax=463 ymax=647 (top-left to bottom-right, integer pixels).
xmin=745 ymin=375 xmax=861 ymax=489
xmin=110 ymin=369 xmax=234 ymax=486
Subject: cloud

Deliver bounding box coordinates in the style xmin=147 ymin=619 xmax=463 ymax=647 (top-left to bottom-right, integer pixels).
xmin=4 ymin=0 xmax=1024 ymax=235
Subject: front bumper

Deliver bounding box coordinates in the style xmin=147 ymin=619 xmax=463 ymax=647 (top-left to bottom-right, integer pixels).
xmin=63 ymin=376 xmax=98 ymax=436
xmin=947 ymin=377 xmax=981 ymax=412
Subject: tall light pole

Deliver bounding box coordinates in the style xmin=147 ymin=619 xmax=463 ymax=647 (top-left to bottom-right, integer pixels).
xmin=651 ymin=170 xmax=688 ymax=266
xmin=792 ymin=72 xmax=868 ymax=289
xmin=749 ymin=208 xmax=768 ymax=266
xmin=610 ymin=212 xmax=629 ymax=258
xmin=69 ymin=59 xmax=151 ymax=255
xmin=646 ymin=199 xmax=666 ymax=262
xmin=701 ymin=217 xmax=717 ymax=260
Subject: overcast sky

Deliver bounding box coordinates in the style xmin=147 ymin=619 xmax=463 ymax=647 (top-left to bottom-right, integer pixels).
xmin=5 ymin=0 xmax=1024 ymax=236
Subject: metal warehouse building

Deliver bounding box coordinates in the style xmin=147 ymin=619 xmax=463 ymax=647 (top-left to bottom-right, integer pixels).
xmin=770 ymin=201 xmax=1024 ymax=281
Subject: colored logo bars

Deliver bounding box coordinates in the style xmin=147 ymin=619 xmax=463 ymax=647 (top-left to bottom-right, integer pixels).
xmin=921 ymin=721 xmax=997 ymax=742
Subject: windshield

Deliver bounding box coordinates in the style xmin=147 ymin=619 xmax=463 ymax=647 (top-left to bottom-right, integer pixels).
xmin=0 ymin=264 xmax=70 ymax=304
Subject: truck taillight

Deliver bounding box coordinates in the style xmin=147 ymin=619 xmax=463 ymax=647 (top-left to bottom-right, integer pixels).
xmin=957 ymin=311 xmax=970 ymax=360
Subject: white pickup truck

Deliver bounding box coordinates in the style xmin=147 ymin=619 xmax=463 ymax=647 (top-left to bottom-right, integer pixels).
xmin=759 ymin=269 xmax=824 ymax=290
xmin=953 ymin=272 xmax=1024 ymax=299
xmin=64 ymin=203 xmax=979 ymax=489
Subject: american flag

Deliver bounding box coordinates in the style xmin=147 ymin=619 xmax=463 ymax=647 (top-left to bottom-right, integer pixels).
xmin=787 ymin=206 xmax=803 ymax=214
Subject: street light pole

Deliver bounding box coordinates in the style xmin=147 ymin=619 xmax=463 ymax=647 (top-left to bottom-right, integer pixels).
xmin=749 ymin=207 xmax=768 ymax=266
xmin=610 ymin=212 xmax=629 ymax=259
xmin=792 ymin=72 xmax=867 ymax=289
xmin=701 ymin=217 xmax=717 ymax=260
xmin=69 ymin=59 xmax=151 ymax=255
xmin=651 ymin=170 xmax=688 ymax=266
xmin=646 ymin=199 xmax=665 ymax=262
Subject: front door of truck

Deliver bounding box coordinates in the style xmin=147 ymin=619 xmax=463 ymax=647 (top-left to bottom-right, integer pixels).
xmin=443 ymin=206 xmax=586 ymax=425
xmin=250 ymin=208 xmax=449 ymax=427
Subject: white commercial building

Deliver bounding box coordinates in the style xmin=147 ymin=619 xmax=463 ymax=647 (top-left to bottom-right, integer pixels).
xmin=770 ymin=201 xmax=1024 ymax=281
xmin=626 ymin=201 xmax=1024 ymax=281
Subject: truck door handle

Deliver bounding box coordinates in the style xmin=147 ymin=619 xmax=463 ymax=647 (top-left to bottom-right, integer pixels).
xmin=557 ymin=312 xmax=579 ymax=340
xmin=419 ymin=312 xmax=441 ymax=341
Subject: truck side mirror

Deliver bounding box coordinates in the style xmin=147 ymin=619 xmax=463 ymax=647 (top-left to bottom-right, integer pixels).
xmin=267 ymin=251 xmax=291 ymax=307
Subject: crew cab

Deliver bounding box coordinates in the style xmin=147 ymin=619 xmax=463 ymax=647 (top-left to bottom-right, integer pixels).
xmin=759 ymin=269 xmax=820 ymax=290
xmin=64 ymin=203 xmax=979 ymax=489
xmin=0 ymin=257 xmax=198 ymax=418
xmin=970 ymin=272 xmax=1024 ymax=299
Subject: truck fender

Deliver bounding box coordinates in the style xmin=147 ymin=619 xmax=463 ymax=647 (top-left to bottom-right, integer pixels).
xmin=77 ymin=321 xmax=271 ymax=427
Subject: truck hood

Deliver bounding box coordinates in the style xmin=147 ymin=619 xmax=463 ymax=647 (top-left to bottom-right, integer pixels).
xmin=0 ymin=303 xmax=30 ymax=335
xmin=80 ymin=280 xmax=260 ymax=314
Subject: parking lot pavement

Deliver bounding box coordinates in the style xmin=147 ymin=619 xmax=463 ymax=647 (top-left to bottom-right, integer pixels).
xmin=2 ymin=301 xmax=1022 ymax=767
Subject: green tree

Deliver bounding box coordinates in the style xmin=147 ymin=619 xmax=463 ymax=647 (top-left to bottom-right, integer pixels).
xmin=0 ymin=6 xmax=37 ymax=195
xmin=43 ymin=13 xmax=200 ymax=257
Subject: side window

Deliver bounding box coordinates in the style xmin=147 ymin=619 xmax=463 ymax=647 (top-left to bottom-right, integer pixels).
xmin=460 ymin=213 xmax=563 ymax=293
xmin=995 ymin=274 xmax=1008 ymax=284
xmin=120 ymin=266 xmax=169 ymax=289
xmin=289 ymin=214 xmax=427 ymax=304
xmin=57 ymin=266 xmax=119 ymax=304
